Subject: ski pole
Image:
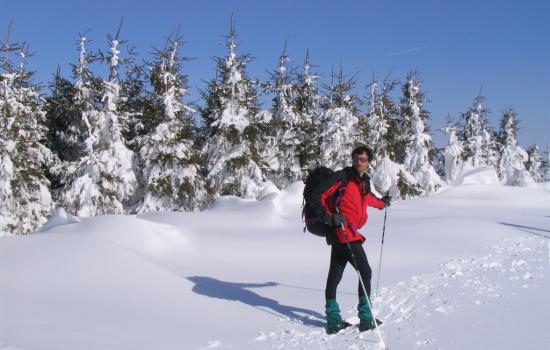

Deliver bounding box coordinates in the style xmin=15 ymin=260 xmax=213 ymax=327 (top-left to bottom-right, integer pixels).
xmin=375 ymin=207 xmax=388 ymax=297
xmin=337 ymin=219 xmax=387 ymax=349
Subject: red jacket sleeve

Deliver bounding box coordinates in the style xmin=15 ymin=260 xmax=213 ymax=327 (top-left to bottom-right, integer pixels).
xmin=366 ymin=193 xmax=385 ymax=209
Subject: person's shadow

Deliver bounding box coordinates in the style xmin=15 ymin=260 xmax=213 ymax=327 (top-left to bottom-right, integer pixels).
xmin=186 ymin=276 xmax=325 ymax=327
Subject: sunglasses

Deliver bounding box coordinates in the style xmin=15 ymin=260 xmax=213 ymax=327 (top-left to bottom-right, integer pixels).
xmin=353 ymin=156 xmax=370 ymax=163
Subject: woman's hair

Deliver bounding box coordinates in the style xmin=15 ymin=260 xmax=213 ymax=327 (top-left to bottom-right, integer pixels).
xmin=351 ymin=145 xmax=374 ymax=160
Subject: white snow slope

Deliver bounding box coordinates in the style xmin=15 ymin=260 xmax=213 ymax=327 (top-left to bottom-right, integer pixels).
xmin=1 ymin=179 xmax=550 ymax=350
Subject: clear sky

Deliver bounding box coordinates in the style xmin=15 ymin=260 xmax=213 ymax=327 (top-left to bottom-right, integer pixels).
xmin=2 ymin=0 xmax=549 ymax=149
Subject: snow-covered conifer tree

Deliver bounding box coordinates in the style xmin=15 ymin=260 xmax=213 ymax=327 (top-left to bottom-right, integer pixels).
xmin=45 ymin=35 xmax=102 ymax=165
xmin=0 ymin=30 xmax=53 ymax=234
xmin=482 ymin=127 xmax=499 ymax=168
xmin=460 ymin=93 xmax=490 ymax=168
xmin=442 ymin=118 xmax=464 ymax=182
xmin=137 ymin=35 xmax=207 ymax=212
xmin=360 ymin=79 xmax=384 ymax=151
xmin=73 ymin=35 xmax=104 ymax=110
xmin=542 ymin=145 xmax=550 ymax=182
xmin=118 ymin=62 xmax=147 ymax=150
xmin=57 ymin=28 xmax=137 ymax=216
xmin=47 ymin=35 xmax=103 ymax=196
xmin=363 ymin=77 xmax=402 ymax=160
xmin=264 ymin=42 xmax=302 ymax=187
xmin=364 ymin=77 xmax=419 ymax=199
xmin=103 ymin=26 xmax=139 ymax=149
xmin=399 ymin=70 xmax=442 ymax=193
xmin=496 ymin=106 xmax=532 ymax=186
xmin=294 ymin=50 xmax=322 ymax=169
xmin=430 ymin=147 xmax=446 ymax=178
xmin=200 ymin=20 xmax=269 ymax=198
xmin=44 ymin=70 xmax=86 ymax=163
xmin=318 ymin=66 xmax=360 ymax=169
xmin=526 ymin=145 xmax=542 ymax=182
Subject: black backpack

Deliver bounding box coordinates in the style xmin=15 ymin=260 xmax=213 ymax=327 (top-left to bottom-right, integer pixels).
xmin=302 ymin=166 xmax=348 ymax=237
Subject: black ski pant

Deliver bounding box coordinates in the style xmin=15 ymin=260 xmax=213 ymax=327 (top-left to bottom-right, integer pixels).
xmin=325 ymin=241 xmax=372 ymax=300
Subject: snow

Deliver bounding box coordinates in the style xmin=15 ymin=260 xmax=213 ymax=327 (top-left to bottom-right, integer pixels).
xmin=371 ymin=156 xmax=418 ymax=199
xmin=214 ymin=101 xmax=250 ymax=132
xmin=451 ymin=166 xmax=500 ymax=186
xmin=1 ymin=170 xmax=550 ymax=350
xmin=34 ymin=207 xmax=81 ymax=233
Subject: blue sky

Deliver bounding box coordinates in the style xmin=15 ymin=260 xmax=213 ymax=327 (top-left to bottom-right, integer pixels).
xmin=2 ymin=0 xmax=549 ymax=149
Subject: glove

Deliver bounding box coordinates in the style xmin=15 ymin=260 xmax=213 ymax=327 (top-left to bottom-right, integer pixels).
xmin=381 ymin=195 xmax=392 ymax=208
xmin=331 ymin=213 xmax=345 ymax=227
xmin=324 ymin=213 xmax=345 ymax=227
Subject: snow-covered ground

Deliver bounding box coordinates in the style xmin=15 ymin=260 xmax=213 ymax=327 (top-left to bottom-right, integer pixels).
xmin=1 ymin=177 xmax=550 ymax=350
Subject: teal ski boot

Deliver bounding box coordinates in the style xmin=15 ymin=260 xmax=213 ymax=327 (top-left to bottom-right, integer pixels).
xmin=325 ymin=299 xmax=351 ymax=334
xmin=358 ymin=295 xmax=383 ymax=332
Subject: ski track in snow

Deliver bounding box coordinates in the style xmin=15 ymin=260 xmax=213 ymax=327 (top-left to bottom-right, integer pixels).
xmin=252 ymin=236 xmax=547 ymax=349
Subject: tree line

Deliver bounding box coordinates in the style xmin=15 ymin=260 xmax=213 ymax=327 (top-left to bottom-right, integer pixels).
xmin=1 ymin=22 xmax=548 ymax=235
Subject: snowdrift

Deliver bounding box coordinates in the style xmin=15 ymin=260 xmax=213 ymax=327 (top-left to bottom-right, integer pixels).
xmin=1 ymin=180 xmax=549 ymax=350
xmin=451 ymin=166 xmax=500 ymax=186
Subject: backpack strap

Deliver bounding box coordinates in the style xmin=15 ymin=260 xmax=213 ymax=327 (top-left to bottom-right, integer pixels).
xmin=332 ymin=174 xmax=349 ymax=210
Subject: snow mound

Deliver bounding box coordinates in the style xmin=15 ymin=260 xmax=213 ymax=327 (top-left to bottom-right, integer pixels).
xmin=207 ymin=195 xmax=256 ymax=211
xmin=207 ymin=182 xmax=280 ymax=212
xmin=256 ymin=181 xmax=281 ymax=201
xmin=452 ymin=166 xmax=500 ymax=186
xmin=35 ymin=207 xmax=81 ymax=233
xmin=81 ymin=215 xmax=191 ymax=266
xmin=273 ymin=181 xmax=303 ymax=220
xmin=36 ymin=211 xmax=191 ymax=270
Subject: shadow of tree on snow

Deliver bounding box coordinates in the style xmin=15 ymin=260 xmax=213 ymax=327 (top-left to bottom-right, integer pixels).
xmin=499 ymin=222 xmax=550 ymax=239
xmin=186 ymin=276 xmax=325 ymax=327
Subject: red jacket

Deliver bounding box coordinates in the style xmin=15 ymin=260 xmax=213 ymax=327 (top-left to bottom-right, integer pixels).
xmin=313 ymin=167 xmax=385 ymax=244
